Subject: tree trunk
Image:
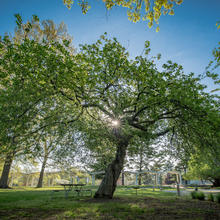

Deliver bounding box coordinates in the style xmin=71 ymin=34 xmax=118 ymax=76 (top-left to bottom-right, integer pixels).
xmin=138 ymin=174 xmax=142 ymax=185
xmin=94 ymin=138 xmax=129 ymax=199
xmin=36 ymin=156 xmax=48 ymax=188
xmin=121 ymin=171 xmax=125 ymax=186
xmin=184 ymin=168 xmax=188 ymax=185
xmin=51 ymin=177 xmax=54 ymax=186
xmin=138 ymin=146 xmax=143 ymax=186
xmin=26 ymin=175 xmax=30 ymax=187
xmin=10 ymin=172 xmax=14 ymax=187
xmin=213 ymin=178 xmax=220 ymax=187
xmin=0 ymin=153 xmax=14 ymax=188
xmin=31 ymin=176 xmax=35 ymax=187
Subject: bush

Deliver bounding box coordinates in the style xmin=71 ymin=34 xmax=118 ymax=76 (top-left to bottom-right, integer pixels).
xmin=216 ymin=193 xmax=220 ymax=203
xmin=191 ymin=191 xmax=205 ymax=200
xmin=196 ymin=192 xmax=205 ymax=200
xmin=207 ymin=193 xmax=214 ymax=202
xmin=191 ymin=191 xmax=197 ymax=199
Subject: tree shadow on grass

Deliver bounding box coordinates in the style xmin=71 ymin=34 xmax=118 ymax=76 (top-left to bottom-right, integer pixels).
xmin=0 ymin=196 xmax=220 ymax=219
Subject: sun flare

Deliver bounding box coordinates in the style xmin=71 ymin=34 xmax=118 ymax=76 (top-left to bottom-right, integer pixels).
xmin=112 ymin=120 xmax=119 ymax=127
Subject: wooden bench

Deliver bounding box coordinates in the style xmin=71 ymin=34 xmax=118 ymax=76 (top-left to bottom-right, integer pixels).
xmin=73 ymin=189 xmax=93 ymax=197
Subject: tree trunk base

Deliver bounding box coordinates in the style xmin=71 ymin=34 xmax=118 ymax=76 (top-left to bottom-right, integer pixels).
xmin=93 ymin=136 xmax=129 ymax=199
xmin=0 ymin=152 xmax=14 ymax=190
xmin=93 ymin=193 xmax=113 ymax=199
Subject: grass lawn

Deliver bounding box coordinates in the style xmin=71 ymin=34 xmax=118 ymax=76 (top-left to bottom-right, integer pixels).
xmin=0 ymin=186 xmax=220 ymax=219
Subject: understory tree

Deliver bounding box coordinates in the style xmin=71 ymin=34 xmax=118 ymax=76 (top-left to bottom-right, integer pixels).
xmin=33 ymin=125 xmax=80 ymax=188
xmin=0 ymin=15 xmax=74 ymax=188
xmin=126 ymin=138 xmax=157 ymax=185
xmin=185 ymin=144 xmax=220 ymax=187
xmin=34 ymin=130 xmax=61 ymax=188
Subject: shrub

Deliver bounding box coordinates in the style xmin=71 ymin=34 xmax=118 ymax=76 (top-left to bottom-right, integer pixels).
xmin=191 ymin=191 xmax=197 ymax=199
xmin=207 ymin=193 xmax=214 ymax=202
xmin=191 ymin=191 xmax=205 ymax=200
xmin=216 ymin=193 xmax=220 ymax=203
xmin=196 ymin=192 xmax=205 ymax=200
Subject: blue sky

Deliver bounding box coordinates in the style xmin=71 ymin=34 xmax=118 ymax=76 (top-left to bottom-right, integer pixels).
xmin=0 ymin=0 xmax=219 ymax=91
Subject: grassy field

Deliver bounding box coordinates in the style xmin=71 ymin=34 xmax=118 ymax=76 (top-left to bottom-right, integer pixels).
xmin=0 ymin=186 xmax=220 ymax=219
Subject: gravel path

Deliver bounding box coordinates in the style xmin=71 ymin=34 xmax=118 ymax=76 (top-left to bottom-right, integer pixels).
xmin=163 ymin=188 xmax=220 ymax=196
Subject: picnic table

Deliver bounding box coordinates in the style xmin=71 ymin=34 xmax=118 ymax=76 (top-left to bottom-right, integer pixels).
xmin=60 ymin=183 xmax=92 ymax=198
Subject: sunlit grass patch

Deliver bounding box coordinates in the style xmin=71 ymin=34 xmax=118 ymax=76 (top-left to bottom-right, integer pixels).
xmin=0 ymin=186 xmax=219 ymax=219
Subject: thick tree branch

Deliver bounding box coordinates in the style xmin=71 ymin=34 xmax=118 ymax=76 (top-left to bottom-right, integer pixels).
xmin=26 ymin=110 xmax=83 ymax=136
xmin=82 ymin=103 xmax=114 ymax=119
xmin=17 ymin=98 xmax=42 ymax=119
xmin=151 ymin=127 xmax=173 ymax=139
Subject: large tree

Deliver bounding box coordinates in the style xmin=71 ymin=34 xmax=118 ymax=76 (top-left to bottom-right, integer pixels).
xmin=75 ymin=36 xmax=218 ymax=198
xmin=1 ymin=18 xmax=218 ymax=197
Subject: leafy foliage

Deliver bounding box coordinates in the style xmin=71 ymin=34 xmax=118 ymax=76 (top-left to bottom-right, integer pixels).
xmin=0 ymin=15 xmax=75 ymax=188
xmin=204 ymin=22 xmax=220 ymax=92
xmin=191 ymin=191 xmax=205 ymax=200
xmin=185 ymin=142 xmax=220 ymax=187
xmin=63 ymin=0 xmax=183 ymax=30
xmin=208 ymin=193 xmax=214 ymax=202
xmin=196 ymin=192 xmax=205 ymax=201
xmin=191 ymin=191 xmax=197 ymax=199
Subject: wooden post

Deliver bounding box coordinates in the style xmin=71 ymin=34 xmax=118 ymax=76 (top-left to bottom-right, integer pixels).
xmin=92 ymin=175 xmax=95 ymax=185
xmin=176 ymin=174 xmax=180 ymax=196
xmin=135 ymin=174 xmax=138 ymax=185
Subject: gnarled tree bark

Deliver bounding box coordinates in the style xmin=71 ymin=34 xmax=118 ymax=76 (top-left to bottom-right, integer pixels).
xmin=94 ymin=136 xmax=130 ymax=199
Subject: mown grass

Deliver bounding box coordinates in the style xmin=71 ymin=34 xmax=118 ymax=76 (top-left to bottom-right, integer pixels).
xmin=0 ymin=186 xmax=220 ymax=219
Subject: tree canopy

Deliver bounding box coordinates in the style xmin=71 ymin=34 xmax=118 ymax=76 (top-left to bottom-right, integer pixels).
xmin=0 ymin=15 xmax=219 ymax=196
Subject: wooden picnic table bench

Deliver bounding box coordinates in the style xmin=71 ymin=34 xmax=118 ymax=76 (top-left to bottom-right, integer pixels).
xmin=58 ymin=184 xmax=92 ymax=198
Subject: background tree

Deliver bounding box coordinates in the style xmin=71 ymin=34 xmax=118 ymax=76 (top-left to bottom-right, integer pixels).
xmin=0 ymin=15 xmax=75 ymax=188
xmin=34 ymin=126 xmax=79 ymax=188
xmin=185 ymin=143 xmax=220 ymax=187
xmin=127 ymin=138 xmax=157 ymax=185
xmin=35 ymin=132 xmax=59 ymax=188
xmin=162 ymin=133 xmax=192 ymax=184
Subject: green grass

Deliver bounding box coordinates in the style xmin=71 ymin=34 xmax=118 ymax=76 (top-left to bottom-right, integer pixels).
xmin=0 ymin=186 xmax=220 ymax=219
